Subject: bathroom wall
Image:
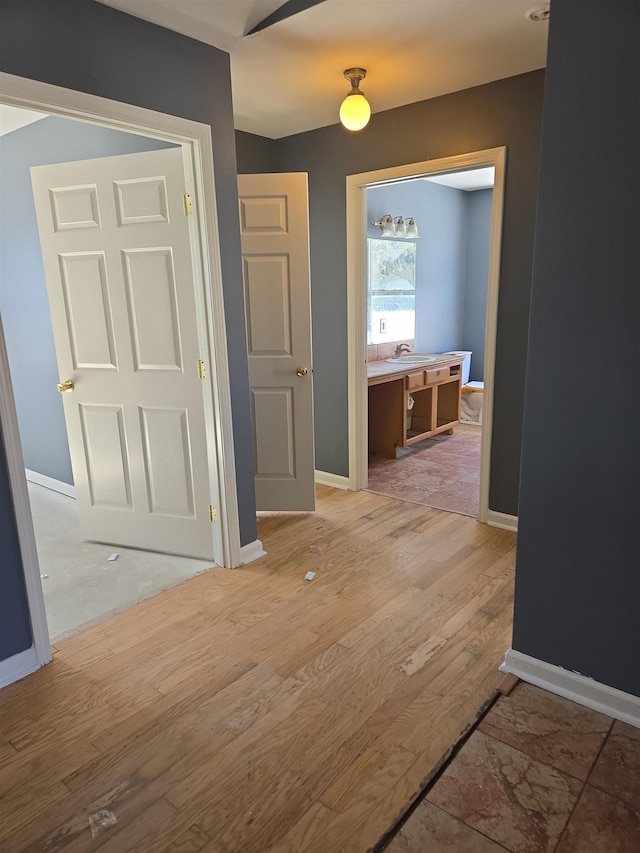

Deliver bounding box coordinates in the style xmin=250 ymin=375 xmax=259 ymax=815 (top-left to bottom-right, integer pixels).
xmin=463 ymin=189 xmax=493 ymax=381
xmin=366 ymin=180 xmax=491 ymax=375
xmin=0 ymin=116 xmax=174 ymax=486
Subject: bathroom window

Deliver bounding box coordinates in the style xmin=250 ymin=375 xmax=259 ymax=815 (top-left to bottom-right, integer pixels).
xmin=367 ymin=239 xmax=417 ymax=344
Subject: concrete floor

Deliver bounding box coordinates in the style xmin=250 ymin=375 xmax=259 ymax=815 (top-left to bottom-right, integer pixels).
xmin=28 ymin=482 xmax=215 ymax=641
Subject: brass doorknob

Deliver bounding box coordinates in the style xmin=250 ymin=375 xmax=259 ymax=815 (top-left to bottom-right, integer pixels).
xmin=296 ymin=366 xmax=308 ymax=377
xmin=56 ymin=380 xmax=75 ymax=393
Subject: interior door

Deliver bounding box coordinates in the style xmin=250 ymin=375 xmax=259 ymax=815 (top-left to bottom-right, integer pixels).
xmin=31 ymin=148 xmax=218 ymax=560
xmin=238 ymin=172 xmax=315 ymax=511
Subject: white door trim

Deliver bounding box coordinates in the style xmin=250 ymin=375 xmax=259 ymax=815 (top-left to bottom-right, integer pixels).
xmin=0 ymin=71 xmax=242 ymax=676
xmin=0 ymin=316 xmax=51 ymax=671
xmin=346 ymin=147 xmax=507 ymax=523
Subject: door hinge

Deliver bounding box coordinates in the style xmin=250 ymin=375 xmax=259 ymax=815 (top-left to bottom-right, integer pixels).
xmin=197 ymin=359 xmax=207 ymax=379
xmin=183 ymin=193 xmax=193 ymax=216
xmin=209 ymin=505 xmax=217 ymax=523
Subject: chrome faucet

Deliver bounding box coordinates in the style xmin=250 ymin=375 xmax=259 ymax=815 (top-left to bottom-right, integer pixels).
xmin=394 ymin=343 xmax=411 ymax=357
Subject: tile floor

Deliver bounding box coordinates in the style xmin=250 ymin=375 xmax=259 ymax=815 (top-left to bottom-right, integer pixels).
xmin=383 ymin=682 xmax=640 ymax=852
xmin=29 ymin=482 xmax=213 ymax=640
xmin=368 ymin=424 xmax=481 ymax=516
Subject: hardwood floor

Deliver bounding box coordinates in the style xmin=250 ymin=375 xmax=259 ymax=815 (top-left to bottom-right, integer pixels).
xmin=0 ymin=486 xmax=516 ymax=852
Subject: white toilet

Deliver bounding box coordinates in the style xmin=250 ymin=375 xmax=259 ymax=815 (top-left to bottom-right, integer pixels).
xmin=444 ymin=351 xmax=484 ymax=425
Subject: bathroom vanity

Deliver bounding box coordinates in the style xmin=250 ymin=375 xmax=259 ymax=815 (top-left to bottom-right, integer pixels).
xmin=367 ymin=354 xmax=463 ymax=458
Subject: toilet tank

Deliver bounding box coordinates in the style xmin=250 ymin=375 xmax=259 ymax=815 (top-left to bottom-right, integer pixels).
xmin=444 ymin=351 xmax=471 ymax=386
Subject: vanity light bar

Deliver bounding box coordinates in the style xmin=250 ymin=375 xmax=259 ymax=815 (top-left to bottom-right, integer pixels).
xmin=371 ymin=214 xmax=419 ymax=238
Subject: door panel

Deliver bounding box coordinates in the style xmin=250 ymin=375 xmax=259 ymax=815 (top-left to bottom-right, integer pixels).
xmin=31 ymin=148 xmax=216 ymax=559
xmin=122 ymin=247 xmax=182 ymax=370
xmin=243 ymin=255 xmax=292 ymax=355
xmin=50 ymin=184 xmax=101 ymax=230
xmin=238 ymin=173 xmax=314 ymax=511
xmin=139 ymin=406 xmax=195 ymax=518
xmin=59 ymin=252 xmax=117 ymax=369
xmin=79 ymin=403 xmax=133 ymax=510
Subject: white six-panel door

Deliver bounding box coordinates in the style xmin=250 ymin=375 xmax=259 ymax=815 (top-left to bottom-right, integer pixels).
xmin=238 ymin=173 xmax=315 ymax=511
xmin=31 ymin=148 xmax=218 ymax=559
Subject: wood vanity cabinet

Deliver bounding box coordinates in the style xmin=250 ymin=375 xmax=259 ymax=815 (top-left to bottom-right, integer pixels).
xmin=368 ymin=358 xmax=462 ymax=458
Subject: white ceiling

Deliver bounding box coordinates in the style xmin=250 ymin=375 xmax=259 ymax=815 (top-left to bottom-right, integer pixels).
xmin=0 ymin=105 xmax=49 ymax=137
xmin=98 ymin=0 xmax=549 ymax=139
xmin=424 ymin=167 xmax=495 ymax=192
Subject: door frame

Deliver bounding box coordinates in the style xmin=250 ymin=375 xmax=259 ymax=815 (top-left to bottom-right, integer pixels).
xmin=0 ymin=315 xmax=51 ymax=682
xmin=0 ymin=71 xmax=242 ymax=673
xmin=346 ymin=147 xmax=506 ymax=523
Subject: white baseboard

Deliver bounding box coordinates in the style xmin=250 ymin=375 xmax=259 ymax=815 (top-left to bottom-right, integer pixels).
xmin=501 ymin=649 xmax=640 ymax=729
xmin=487 ymin=509 xmax=518 ymax=532
xmin=25 ymin=469 xmax=76 ymax=499
xmin=239 ymin=539 xmax=266 ymax=565
xmin=0 ymin=645 xmax=43 ymax=690
xmin=315 ymin=470 xmax=350 ymax=490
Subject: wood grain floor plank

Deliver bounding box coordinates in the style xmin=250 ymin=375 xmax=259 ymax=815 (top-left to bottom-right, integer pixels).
xmin=0 ymin=486 xmax=516 ymax=853
xmin=268 ymin=801 xmax=336 ymax=853
xmin=161 ymin=824 xmax=211 ymax=852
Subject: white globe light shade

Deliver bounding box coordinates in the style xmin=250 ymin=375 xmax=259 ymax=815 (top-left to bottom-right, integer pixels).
xmin=339 ymin=93 xmax=371 ymax=132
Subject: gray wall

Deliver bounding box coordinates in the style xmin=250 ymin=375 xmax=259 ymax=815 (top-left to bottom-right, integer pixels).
xmin=514 ymin=0 xmax=640 ymax=695
xmin=0 ymin=0 xmax=257 ymax=667
xmin=0 ymin=117 xmax=173 ymax=486
xmin=0 ymin=423 xmax=33 ymax=661
xmin=236 ymin=130 xmax=279 ymax=174
xmin=270 ymin=70 xmax=545 ymax=514
xmin=463 ymin=189 xmax=493 ymax=382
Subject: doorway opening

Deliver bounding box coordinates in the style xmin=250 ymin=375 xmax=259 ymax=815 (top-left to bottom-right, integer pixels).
xmin=364 ymin=167 xmax=494 ymax=516
xmin=0 ymin=105 xmax=222 ymax=640
xmin=0 ymin=72 xmax=241 ymax=678
xmin=346 ymin=149 xmax=506 ymax=524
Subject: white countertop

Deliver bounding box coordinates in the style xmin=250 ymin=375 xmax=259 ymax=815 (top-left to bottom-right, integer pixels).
xmin=367 ymin=353 xmax=462 ymax=382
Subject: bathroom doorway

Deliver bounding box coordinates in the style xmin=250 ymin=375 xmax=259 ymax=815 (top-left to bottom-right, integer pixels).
xmin=346 ymin=149 xmax=507 ymax=525
xmin=364 ymin=168 xmax=492 ymax=517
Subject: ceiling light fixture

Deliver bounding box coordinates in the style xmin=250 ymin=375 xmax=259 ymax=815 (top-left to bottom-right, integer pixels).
xmin=339 ymin=68 xmax=371 ymax=132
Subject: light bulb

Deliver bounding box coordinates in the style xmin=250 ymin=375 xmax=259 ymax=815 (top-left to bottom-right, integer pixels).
xmin=381 ymin=215 xmax=395 ymax=237
xmin=406 ymin=218 xmax=419 ymax=238
xmin=339 ymin=93 xmax=371 ymax=132
xmin=395 ymin=216 xmax=406 ymax=237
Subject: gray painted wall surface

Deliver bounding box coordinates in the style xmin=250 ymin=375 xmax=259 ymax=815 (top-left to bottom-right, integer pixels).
xmin=272 ymin=71 xmax=544 ymax=514
xmin=463 ymin=189 xmax=492 ymax=381
xmin=236 ymin=130 xmax=278 ymax=174
xmin=514 ymin=0 xmax=640 ymax=695
xmin=0 ymin=424 xmax=32 ymax=661
xmin=0 ymin=117 xmax=173 ymax=486
xmin=0 ymin=0 xmax=257 ymax=562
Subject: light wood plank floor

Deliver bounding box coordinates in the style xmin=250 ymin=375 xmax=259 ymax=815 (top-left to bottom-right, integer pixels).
xmin=0 ymin=486 xmax=516 ymax=852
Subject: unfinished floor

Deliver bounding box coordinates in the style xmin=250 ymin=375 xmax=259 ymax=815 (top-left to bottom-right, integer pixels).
xmin=0 ymin=485 xmax=516 ymax=852
xmin=368 ymin=424 xmax=482 ymax=517
xmin=29 ymin=482 xmax=213 ymax=640
xmin=385 ymin=681 xmax=640 ymax=852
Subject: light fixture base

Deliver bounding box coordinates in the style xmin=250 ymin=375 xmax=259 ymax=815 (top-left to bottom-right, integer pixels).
xmin=343 ymin=68 xmax=367 ymax=87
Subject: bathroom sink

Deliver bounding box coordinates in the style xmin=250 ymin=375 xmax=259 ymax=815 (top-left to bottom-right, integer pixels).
xmin=386 ymin=354 xmax=437 ymax=364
